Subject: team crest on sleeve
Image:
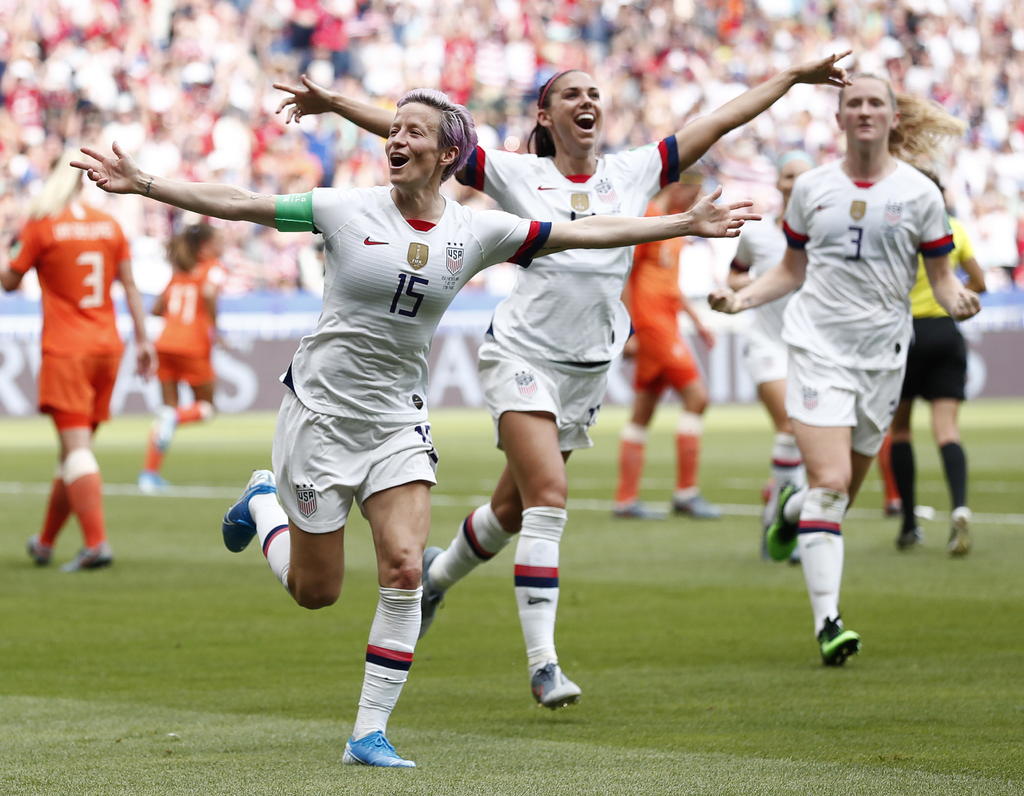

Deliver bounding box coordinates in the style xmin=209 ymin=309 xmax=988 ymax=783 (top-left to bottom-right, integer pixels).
xmin=295 ymin=483 xmax=318 ymax=518
xmin=571 ymin=193 xmax=590 ymax=213
xmin=514 ymin=370 xmax=538 ymax=397
xmin=884 ymin=201 xmax=903 ymax=225
xmin=407 ymin=243 xmax=429 ymax=270
xmin=445 ymin=243 xmax=465 ymax=276
xmin=802 ymin=386 xmax=818 ymax=410
xmin=849 ymin=200 xmax=866 ymax=220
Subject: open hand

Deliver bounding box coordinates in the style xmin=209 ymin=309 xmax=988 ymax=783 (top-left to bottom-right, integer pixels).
xmin=792 ymin=50 xmax=853 ymax=88
xmin=70 ymin=142 xmax=142 ymax=194
xmin=685 ymin=187 xmax=761 ymax=238
xmin=273 ymin=75 xmax=335 ymax=124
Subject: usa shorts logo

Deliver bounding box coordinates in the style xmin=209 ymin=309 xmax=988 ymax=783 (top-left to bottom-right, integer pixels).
xmin=296 ymin=484 xmax=318 ymax=518
xmin=515 ymin=370 xmax=537 ymax=397
xmin=445 ymin=244 xmax=464 ymax=276
xmin=802 ymin=386 xmax=818 ymax=410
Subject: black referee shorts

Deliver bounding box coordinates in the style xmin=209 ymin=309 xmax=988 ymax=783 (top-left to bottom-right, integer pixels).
xmin=900 ymin=316 xmax=967 ymax=402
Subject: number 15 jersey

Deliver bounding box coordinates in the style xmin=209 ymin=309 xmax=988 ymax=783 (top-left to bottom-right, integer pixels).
xmin=278 ymin=186 xmax=550 ymax=423
xmin=782 ymin=160 xmax=953 ymax=370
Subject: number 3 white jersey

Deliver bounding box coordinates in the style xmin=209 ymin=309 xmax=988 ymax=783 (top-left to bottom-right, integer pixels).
xmin=284 ymin=186 xmax=550 ymax=422
xmin=782 ymin=160 xmax=953 ymax=370
xmin=457 ymin=139 xmax=681 ymax=364
xmin=731 ymin=215 xmax=790 ymax=341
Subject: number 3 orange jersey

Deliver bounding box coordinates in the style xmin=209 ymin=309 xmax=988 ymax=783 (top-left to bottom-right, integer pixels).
xmin=11 ymin=202 xmax=129 ymax=356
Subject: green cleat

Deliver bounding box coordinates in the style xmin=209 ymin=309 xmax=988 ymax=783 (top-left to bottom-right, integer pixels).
xmin=817 ymin=616 xmax=861 ymax=666
xmin=765 ymin=483 xmax=800 ymax=561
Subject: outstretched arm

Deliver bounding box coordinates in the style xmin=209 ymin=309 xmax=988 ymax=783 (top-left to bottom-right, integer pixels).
xmin=924 ymin=255 xmax=981 ymax=321
xmin=540 ymin=187 xmax=759 ymax=256
xmin=274 ymin=75 xmax=393 ymax=137
xmin=709 ymin=247 xmax=807 ymax=314
xmin=674 ymin=51 xmax=851 ymax=170
xmin=71 ymin=143 xmax=277 ymax=227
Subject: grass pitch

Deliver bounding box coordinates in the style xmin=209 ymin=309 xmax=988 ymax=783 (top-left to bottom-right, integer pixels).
xmin=1 ymin=401 xmax=1022 ymax=795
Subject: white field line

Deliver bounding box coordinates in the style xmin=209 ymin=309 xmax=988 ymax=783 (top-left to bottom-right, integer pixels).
xmin=1 ymin=481 xmax=1021 ymax=525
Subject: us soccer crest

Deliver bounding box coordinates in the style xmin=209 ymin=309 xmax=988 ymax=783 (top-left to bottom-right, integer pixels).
xmin=802 ymin=386 xmax=818 ymax=410
xmin=571 ymin=192 xmax=590 ymax=212
xmin=295 ymin=483 xmax=318 ymax=518
xmin=884 ymin=201 xmax=903 ymax=225
xmin=595 ymin=178 xmax=618 ymax=204
xmin=445 ymin=244 xmax=464 ymax=276
xmin=514 ymin=370 xmax=537 ymax=397
xmin=849 ymin=200 xmax=866 ymax=220
xmin=407 ymin=242 xmax=429 ymax=270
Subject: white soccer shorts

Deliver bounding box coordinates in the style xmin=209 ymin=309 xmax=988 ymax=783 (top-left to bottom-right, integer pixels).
xmin=272 ymin=391 xmax=438 ymax=533
xmin=739 ymin=331 xmax=789 ymax=387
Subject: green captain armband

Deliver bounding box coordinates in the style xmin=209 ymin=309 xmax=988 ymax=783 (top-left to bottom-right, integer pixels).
xmin=275 ymin=192 xmax=315 ymax=232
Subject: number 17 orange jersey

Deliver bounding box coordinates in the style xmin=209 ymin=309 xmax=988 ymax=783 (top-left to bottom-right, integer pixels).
xmin=11 ymin=202 xmax=129 ymax=356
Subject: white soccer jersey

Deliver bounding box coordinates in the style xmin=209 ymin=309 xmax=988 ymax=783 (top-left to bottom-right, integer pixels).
xmin=280 ymin=186 xmax=550 ymax=422
xmin=731 ymin=215 xmax=790 ymax=340
xmin=782 ymin=160 xmax=953 ymax=370
xmin=457 ymin=139 xmax=682 ymax=364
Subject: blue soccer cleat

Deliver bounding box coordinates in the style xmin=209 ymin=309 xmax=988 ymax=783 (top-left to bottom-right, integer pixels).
xmin=530 ymin=662 xmax=582 ymax=709
xmin=342 ymin=731 xmax=416 ymax=768
xmin=138 ymin=471 xmax=170 ymax=494
xmin=221 ymin=470 xmax=277 ymax=553
xmin=672 ymin=494 xmax=722 ymax=520
xmin=612 ymin=501 xmax=667 ymax=520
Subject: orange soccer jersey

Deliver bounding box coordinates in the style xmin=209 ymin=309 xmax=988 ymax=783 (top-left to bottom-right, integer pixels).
xmin=626 ymin=203 xmax=699 ymax=392
xmin=155 ymin=259 xmax=221 ymax=384
xmin=11 ymin=202 xmax=129 ymax=357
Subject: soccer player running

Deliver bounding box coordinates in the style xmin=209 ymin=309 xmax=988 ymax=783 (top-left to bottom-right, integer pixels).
xmin=275 ymin=51 xmax=851 ymax=707
xmin=613 ymin=175 xmax=721 ymax=520
xmin=728 ymin=151 xmax=815 ymax=554
xmin=73 ymin=89 xmax=756 ymax=767
xmin=709 ymin=75 xmax=981 ymax=666
xmin=139 ymin=223 xmax=226 ymax=493
xmin=1 ymin=151 xmax=154 ymax=571
xmin=884 ymin=169 xmax=986 ymax=555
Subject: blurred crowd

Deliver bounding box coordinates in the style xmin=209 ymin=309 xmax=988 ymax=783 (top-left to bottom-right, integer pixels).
xmin=2 ymin=0 xmax=1023 ymax=297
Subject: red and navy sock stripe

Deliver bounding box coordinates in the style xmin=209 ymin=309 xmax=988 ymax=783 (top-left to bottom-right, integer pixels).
xmin=798 ymin=520 xmax=841 ymax=536
xmin=455 ymin=145 xmax=486 ymax=190
xmin=514 ymin=564 xmax=559 ymax=588
xmin=366 ymin=644 xmax=414 ymax=671
xmin=509 ymin=220 xmax=552 ymax=266
xmin=262 ymin=524 xmax=288 ymax=557
xmin=657 ymin=136 xmax=680 ymax=187
xmin=461 ymin=513 xmax=494 ymax=560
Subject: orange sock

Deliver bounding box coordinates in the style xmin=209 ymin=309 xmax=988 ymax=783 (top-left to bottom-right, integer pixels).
xmin=66 ymin=473 xmax=106 ymax=548
xmin=39 ymin=477 xmax=70 ymax=547
xmin=616 ymin=439 xmax=645 ymax=504
xmin=878 ymin=434 xmax=899 ymax=504
xmin=143 ymin=432 xmax=164 ymax=473
xmin=176 ymin=404 xmax=204 ymax=424
xmin=675 ymin=434 xmax=700 ymax=492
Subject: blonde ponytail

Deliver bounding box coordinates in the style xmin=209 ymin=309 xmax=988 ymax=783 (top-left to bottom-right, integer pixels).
xmin=27 ymin=150 xmax=83 ymax=219
xmin=889 ymin=93 xmax=966 ymax=166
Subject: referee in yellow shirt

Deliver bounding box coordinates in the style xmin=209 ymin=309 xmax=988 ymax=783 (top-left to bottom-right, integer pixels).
xmin=888 ymin=171 xmax=986 ymax=555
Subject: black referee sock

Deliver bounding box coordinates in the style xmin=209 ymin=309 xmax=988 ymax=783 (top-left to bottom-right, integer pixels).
xmin=940 ymin=442 xmax=968 ymax=509
xmin=891 ymin=440 xmax=916 ymax=530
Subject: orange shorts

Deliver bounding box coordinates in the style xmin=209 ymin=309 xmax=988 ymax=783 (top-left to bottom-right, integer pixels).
xmin=632 ymin=327 xmax=701 ymax=394
xmin=156 ymin=350 xmax=215 ymax=386
xmin=38 ymin=352 xmax=121 ymax=427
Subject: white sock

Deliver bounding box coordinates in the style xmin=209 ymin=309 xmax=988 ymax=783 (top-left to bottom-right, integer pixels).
xmin=152 ymin=404 xmax=178 ymax=451
xmin=251 ymin=492 xmax=290 ymax=589
xmin=782 ymin=485 xmax=808 ymax=524
xmin=429 ymin=503 xmax=512 ymax=591
xmin=796 ymin=487 xmax=849 ymax=635
xmin=771 ymin=432 xmax=805 ymax=488
xmin=513 ymin=506 xmax=567 ymax=672
xmin=351 ymin=586 xmax=421 ymax=740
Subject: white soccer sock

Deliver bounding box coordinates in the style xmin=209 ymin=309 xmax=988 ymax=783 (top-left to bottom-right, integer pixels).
xmin=782 ymin=485 xmax=808 ymax=524
xmin=251 ymin=492 xmax=290 ymax=589
xmin=771 ymin=432 xmax=805 ymax=488
xmin=152 ymin=405 xmax=178 ymax=451
xmin=513 ymin=506 xmax=567 ymax=672
xmin=351 ymin=586 xmax=421 ymax=740
xmin=796 ymin=487 xmax=849 ymax=635
xmin=429 ymin=503 xmax=512 ymax=591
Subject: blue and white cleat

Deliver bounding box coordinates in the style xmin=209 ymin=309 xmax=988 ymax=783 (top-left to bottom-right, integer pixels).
xmin=418 ymin=545 xmax=446 ymax=639
xmin=531 ymin=662 xmax=582 ymax=709
xmin=221 ymin=470 xmax=277 ymax=553
xmin=342 ymin=731 xmax=416 ymax=768
xmin=672 ymin=494 xmax=722 ymax=520
xmin=138 ymin=471 xmax=170 ymax=494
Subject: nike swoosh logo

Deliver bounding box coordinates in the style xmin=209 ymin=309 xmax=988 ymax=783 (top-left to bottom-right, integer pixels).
xmin=527 ymin=597 xmax=551 ymax=605
xmin=363 ymin=237 xmax=388 ymax=245
xmin=537 ymin=186 xmax=558 ymax=191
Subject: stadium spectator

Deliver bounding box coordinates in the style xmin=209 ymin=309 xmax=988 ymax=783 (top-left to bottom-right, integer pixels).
xmin=276 ymin=52 xmax=850 ymax=709
xmin=883 ymin=169 xmax=987 ymax=555
xmin=0 ymin=150 xmax=153 ymax=571
xmin=710 ymin=75 xmax=981 ymax=666
xmin=728 ymin=151 xmax=814 ymax=553
xmin=71 ymin=89 xmax=755 ymax=766
xmin=138 ymin=223 xmax=225 ymax=494
xmin=613 ymin=174 xmax=722 ymax=521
